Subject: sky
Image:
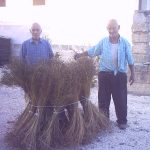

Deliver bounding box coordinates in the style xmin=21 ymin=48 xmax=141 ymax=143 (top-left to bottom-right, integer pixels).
xmin=0 ymin=0 xmax=138 ymax=45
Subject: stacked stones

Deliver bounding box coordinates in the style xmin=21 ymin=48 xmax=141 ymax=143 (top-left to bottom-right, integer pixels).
xmin=130 ymin=10 xmax=150 ymax=95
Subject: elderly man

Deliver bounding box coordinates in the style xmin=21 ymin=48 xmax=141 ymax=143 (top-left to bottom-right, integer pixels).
xmin=75 ymin=19 xmax=135 ymax=129
xmin=21 ymin=23 xmax=54 ymax=64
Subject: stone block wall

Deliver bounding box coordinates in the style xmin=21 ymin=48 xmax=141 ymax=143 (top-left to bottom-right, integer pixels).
xmin=129 ymin=10 xmax=150 ymax=95
xmin=128 ymin=64 xmax=150 ymax=95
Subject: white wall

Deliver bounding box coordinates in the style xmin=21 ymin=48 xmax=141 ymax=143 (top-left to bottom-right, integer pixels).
xmin=0 ymin=24 xmax=31 ymax=56
xmin=0 ymin=0 xmax=137 ymax=45
xmin=0 ymin=25 xmax=30 ymax=44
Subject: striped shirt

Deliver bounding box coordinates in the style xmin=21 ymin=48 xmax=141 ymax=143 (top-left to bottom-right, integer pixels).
xmin=88 ymin=36 xmax=134 ymax=73
xmin=21 ymin=38 xmax=54 ymax=65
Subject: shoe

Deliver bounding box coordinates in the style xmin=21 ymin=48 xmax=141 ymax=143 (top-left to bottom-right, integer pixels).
xmin=118 ymin=123 xmax=127 ymax=130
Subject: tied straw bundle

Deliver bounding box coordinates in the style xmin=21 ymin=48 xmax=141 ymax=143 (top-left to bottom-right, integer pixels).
xmin=1 ymin=57 xmax=110 ymax=150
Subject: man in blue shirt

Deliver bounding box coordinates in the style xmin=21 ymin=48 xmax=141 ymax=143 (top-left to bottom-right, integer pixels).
xmin=75 ymin=19 xmax=135 ymax=130
xmin=21 ymin=23 xmax=54 ymax=65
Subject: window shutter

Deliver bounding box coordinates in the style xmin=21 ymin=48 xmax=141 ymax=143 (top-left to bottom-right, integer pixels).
xmin=33 ymin=0 xmax=45 ymax=6
xmin=0 ymin=0 xmax=6 ymax=7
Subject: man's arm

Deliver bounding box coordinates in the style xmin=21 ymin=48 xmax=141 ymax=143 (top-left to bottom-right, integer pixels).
xmin=74 ymin=40 xmax=103 ymax=60
xmin=125 ymin=40 xmax=135 ymax=85
xmin=129 ymin=64 xmax=135 ymax=85
xmin=74 ymin=51 xmax=88 ymax=59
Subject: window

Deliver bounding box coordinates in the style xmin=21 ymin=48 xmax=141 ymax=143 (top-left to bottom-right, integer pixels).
xmin=33 ymin=0 xmax=45 ymax=6
xmin=0 ymin=0 xmax=6 ymax=7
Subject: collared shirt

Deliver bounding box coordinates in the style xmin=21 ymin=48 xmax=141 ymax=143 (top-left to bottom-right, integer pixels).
xmin=87 ymin=36 xmax=134 ymax=73
xmin=21 ymin=38 xmax=54 ymax=65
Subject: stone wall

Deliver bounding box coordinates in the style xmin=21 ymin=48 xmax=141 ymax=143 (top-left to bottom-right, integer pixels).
xmin=9 ymin=43 xmax=90 ymax=64
xmin=129 ymin=10 xmax=150 ymax=95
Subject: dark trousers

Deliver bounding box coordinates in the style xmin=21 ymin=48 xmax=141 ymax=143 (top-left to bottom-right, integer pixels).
xmin=98 ymin=71 xmax=127 ymax=124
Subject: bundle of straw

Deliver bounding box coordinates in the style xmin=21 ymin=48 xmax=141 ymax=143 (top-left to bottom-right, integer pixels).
xmin=1 ymin=59 xmax=33 ymax=94
xmin=1 ymin=57 xmax=109 ymax=150
xmin=39 ymin=59 xmax=67 ymax=147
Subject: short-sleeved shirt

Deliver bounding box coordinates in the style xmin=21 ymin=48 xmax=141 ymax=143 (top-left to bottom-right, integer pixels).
xmin=87 ymin=36 xmax=134 ymax=73
xmin=21 ymin=38 xmax=54 ymax=65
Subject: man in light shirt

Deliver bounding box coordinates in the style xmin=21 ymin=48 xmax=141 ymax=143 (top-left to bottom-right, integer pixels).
xmin=74 ymin=19 xmax=135 ymax=130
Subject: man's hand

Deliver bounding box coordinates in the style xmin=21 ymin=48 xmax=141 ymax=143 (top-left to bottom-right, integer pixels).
xmin=129 ymin=73 xmax=135 ymax=85
xmin=74 ymin=51 xmax=88 ymax=60
xmin=128 ymin=64 xmax=135 ymax=86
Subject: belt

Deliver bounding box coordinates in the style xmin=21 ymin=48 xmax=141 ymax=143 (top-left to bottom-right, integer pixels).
xmin=99 ymin=71 xmax=126 ymax=76
xmin=100 ymin=71 xmax=114 ymax=74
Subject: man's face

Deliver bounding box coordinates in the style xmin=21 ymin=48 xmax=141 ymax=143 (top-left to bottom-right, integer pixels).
xmin=30 ymin=24 xmax=42 ymax=40
xmin=107 ymin=23 xmax=120 ymax=38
